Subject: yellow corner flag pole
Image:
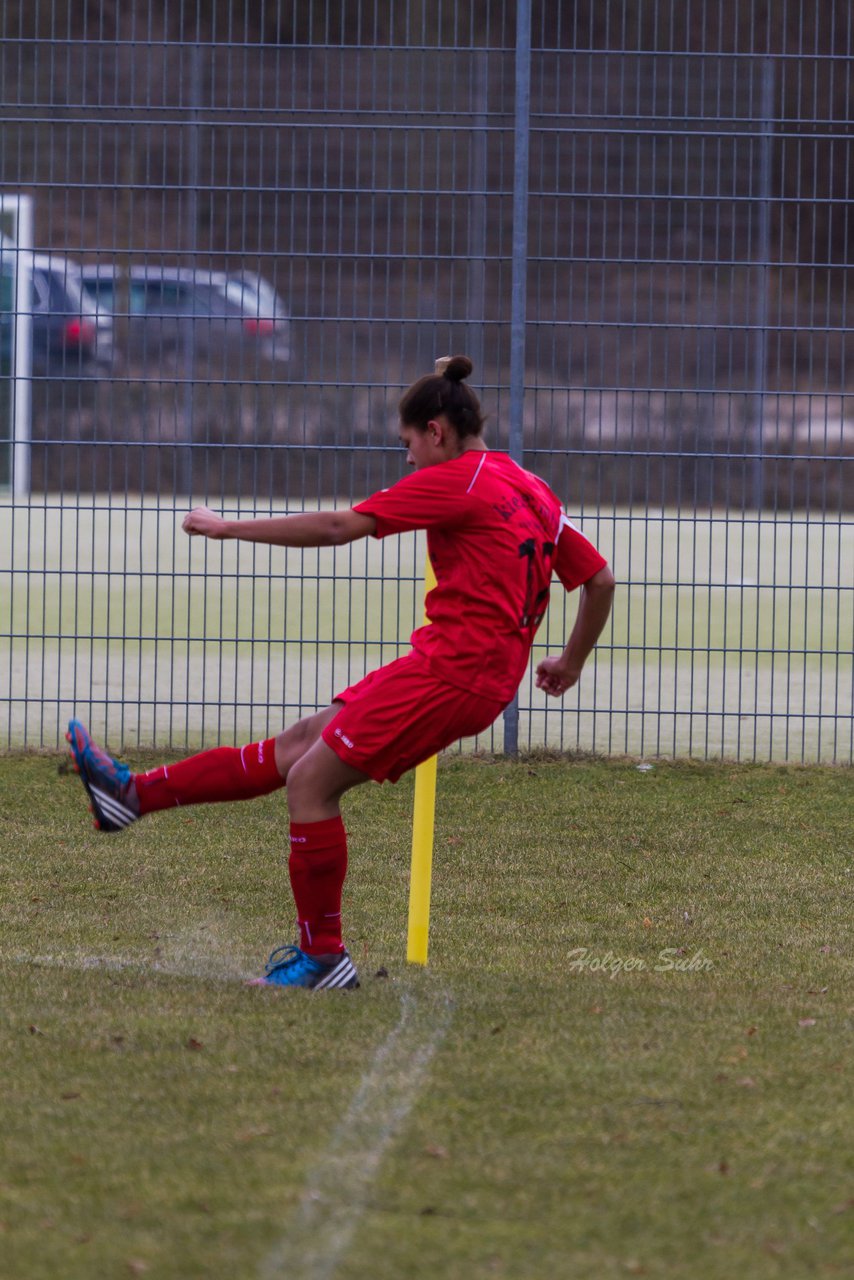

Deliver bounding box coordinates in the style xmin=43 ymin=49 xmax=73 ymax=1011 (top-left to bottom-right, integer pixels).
xmin=406 ymin=554 xmax=438 ymax=965
xmin=407 ymin=356 xmax=449 ymax=966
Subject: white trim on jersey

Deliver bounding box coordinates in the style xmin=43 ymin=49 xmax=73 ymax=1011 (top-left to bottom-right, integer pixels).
xmin=558 ymin=511 xmax=600 ymax=550
xmin=465 ymin=451 xmax=488 ymax=494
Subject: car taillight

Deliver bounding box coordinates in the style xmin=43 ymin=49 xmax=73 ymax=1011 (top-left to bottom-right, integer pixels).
xmin=62 ymin=318 xmax=97 ymax=347
xmin=242 ymin=317 xmax=275 ymax=336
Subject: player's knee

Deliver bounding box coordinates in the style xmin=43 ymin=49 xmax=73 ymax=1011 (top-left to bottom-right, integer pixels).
xmin=285 ymin=746 xmax=327 ymax=794
xmin=274 ymin=708 xmax=335 ymax=779
xmin=286 ymin=740 xmax=365 ymax=821
xmin=283 ymin=751 xmax=307 ymax=794
xmin=284 ymin=753 xmax=329 ymax=819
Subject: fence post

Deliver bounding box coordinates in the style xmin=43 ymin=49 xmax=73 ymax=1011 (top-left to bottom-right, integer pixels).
xmin=503 ymin=0 xmax=532 ymax=758
xmin=750 ymin=55 xmax=775 ymax=513
xmin=181 ymin=40 xmax=204 ymax=499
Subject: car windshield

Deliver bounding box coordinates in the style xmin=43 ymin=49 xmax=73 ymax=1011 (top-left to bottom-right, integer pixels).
xmin=82 ymin=277 xmax=117 ymax=308
xmin=2 ymin=259 xmax=97 ymax=315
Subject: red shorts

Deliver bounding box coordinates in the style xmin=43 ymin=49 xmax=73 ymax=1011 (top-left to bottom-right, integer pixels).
xmin=322 ymin=650 xmax=505 ymax=783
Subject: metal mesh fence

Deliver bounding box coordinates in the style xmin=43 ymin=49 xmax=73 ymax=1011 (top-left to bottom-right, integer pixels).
xmin=1 ymin=0 xmax=851 ymax=761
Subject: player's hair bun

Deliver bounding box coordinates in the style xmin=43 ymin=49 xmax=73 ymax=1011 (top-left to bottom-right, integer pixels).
xmin=442 ymin=355 xmax=473 ymax=383
xmin=399 ymin=353 xmax=485 ymax=438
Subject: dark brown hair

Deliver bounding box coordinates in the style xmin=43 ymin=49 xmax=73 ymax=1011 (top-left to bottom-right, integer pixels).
xmin=398 ymin=355 xmax=485 ymax=439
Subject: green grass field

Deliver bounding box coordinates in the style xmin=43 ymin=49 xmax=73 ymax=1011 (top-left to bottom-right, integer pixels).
xmin=1 ymin=752 xmax=852 ymax=1279
xmin=2 ymin=496 xmax=851 ymax=762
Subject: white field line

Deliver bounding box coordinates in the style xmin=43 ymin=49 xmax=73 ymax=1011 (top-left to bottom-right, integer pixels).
xmin=3 ymin=949 xmax=254 ymax=984
xmin=259 ymin=986 xmax=454 ymax=1280
xmin=6 ymin=947 xmax=454 ymax=1279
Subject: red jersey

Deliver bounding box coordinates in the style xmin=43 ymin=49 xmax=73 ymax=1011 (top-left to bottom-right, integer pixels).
xmin=354 ymin=450 xmax=607 ymax=703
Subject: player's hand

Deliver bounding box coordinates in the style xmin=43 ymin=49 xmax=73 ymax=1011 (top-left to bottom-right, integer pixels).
xmin=535 ymin=655 xmax=581 ymax=697
xmin=182 ymin=506 xmax=229 ymax=539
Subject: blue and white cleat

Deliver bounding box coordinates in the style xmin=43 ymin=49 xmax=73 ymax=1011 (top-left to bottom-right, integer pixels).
xmin=66 ymin=719 xmax=138 ymax=833
xmin=250 ymin=944 xmax=359 ymax=991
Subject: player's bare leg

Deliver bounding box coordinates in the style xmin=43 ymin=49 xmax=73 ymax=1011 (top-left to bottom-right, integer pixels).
xmin=272 ymin=705 xmax=340 ymax=782
xmin=283 ymin=734 xmax=370 ymax=822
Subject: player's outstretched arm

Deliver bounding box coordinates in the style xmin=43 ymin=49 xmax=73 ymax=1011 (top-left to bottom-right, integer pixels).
xmin=182 ymin=506 xmax=376 ymax=547
xmin=535 ymin=565 xmax=615 ymax=697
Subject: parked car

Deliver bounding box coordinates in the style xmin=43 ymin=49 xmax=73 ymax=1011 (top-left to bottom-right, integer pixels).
xmin=79 ymin=265 xmax=291 ymax=371
xmin=0 ymin=250 xmax=114 ymax=375
xmin=215 ymin=270 xmax=291 ymax=362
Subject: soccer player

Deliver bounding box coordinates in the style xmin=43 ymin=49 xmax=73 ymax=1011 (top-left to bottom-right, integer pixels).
xmin=67 ymin=356 xmax=614 ymax=990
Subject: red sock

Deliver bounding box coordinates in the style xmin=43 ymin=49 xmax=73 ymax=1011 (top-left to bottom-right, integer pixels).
xmin=288 ymin=816 xmax=348 ymax=955
xmin=135 ymin=739 xmax=283 ymax=815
